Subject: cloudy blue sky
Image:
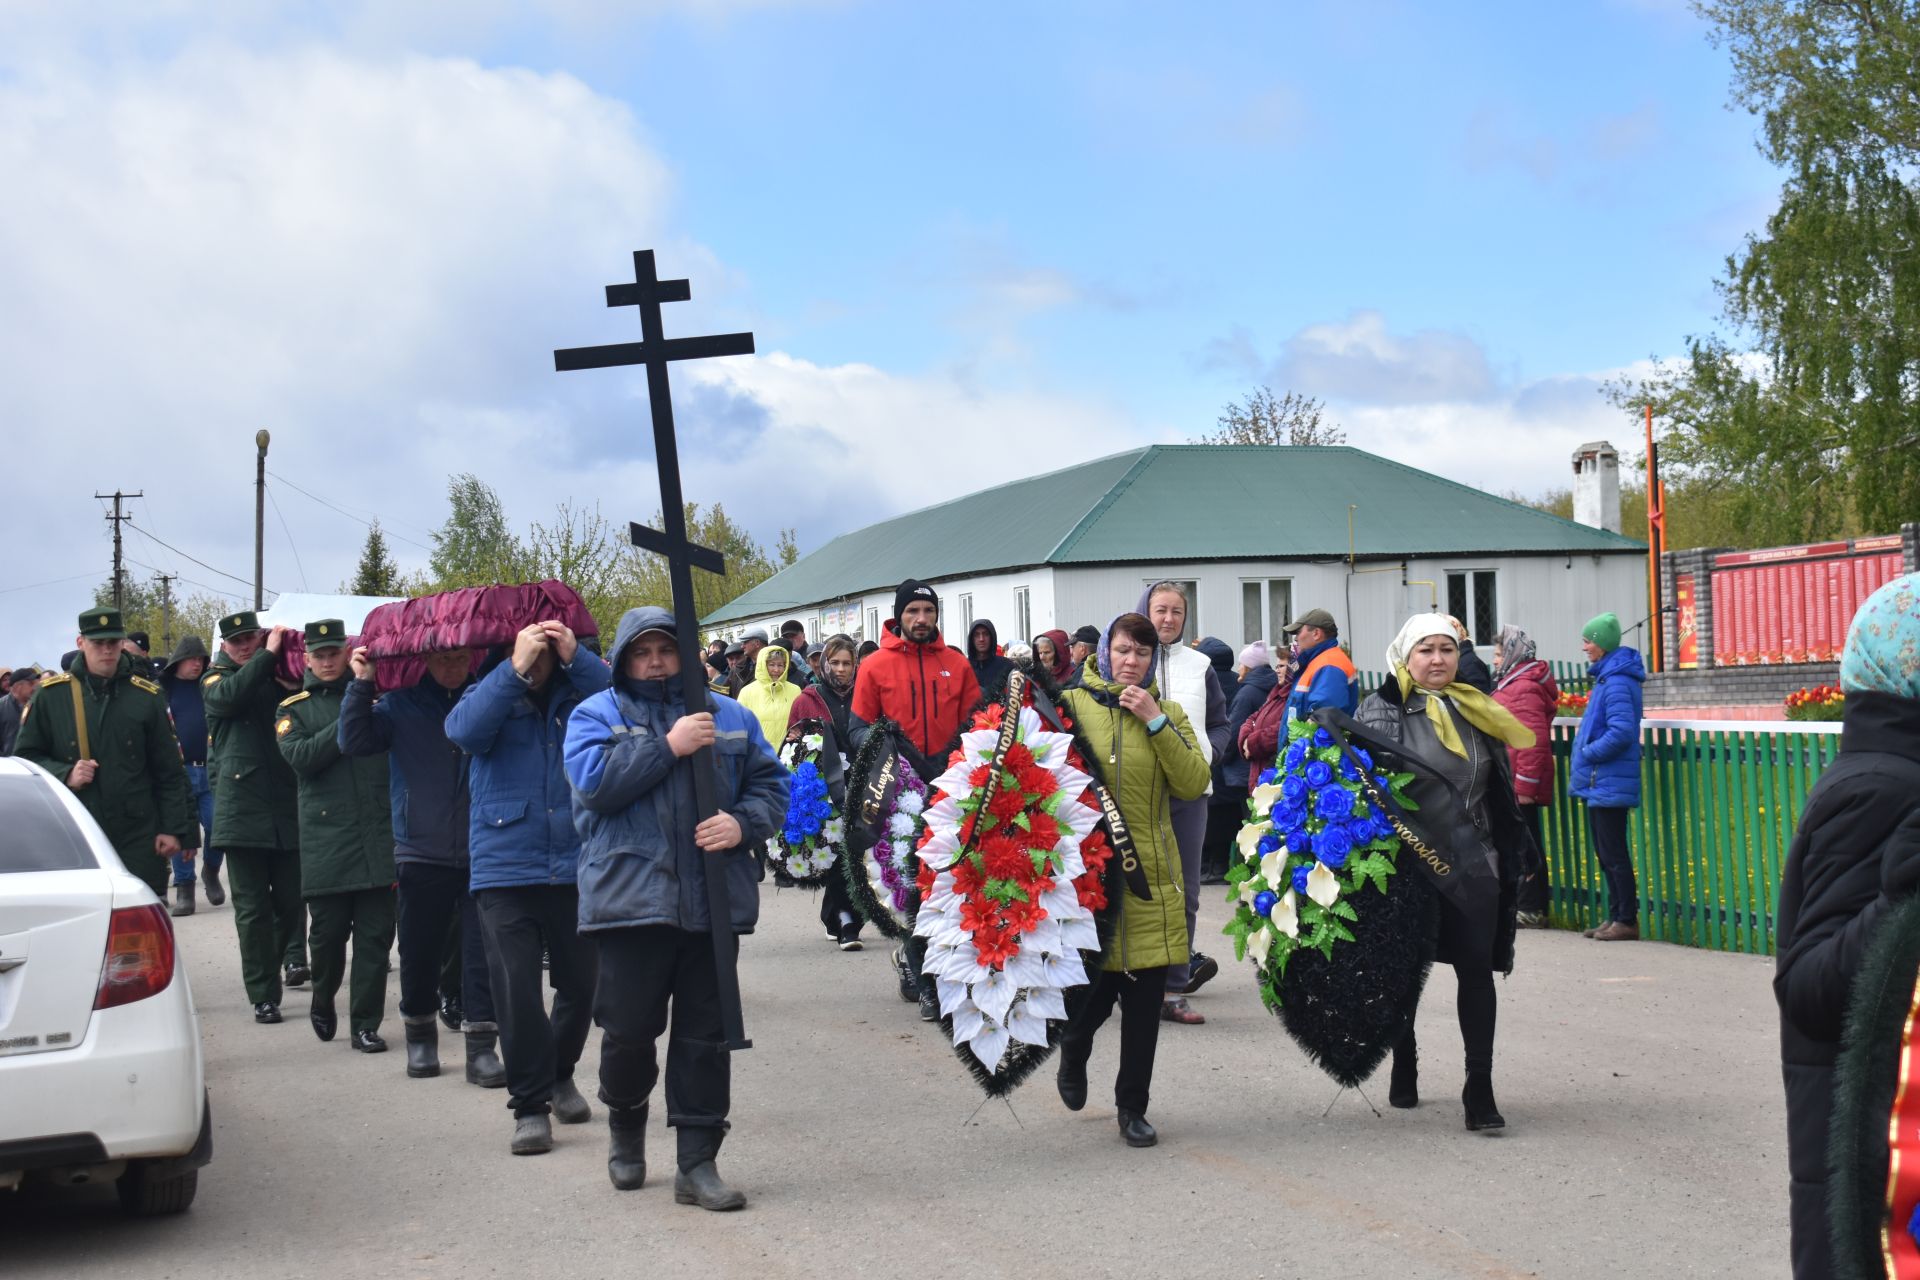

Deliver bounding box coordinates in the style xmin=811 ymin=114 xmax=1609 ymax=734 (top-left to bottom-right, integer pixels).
xmin=0 ymin=0 xmax=1777 ymax=663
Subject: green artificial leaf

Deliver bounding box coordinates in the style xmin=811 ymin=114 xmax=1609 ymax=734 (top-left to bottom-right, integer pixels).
xmin=1012 ymin=810 xmax=1031 ymax=832
xmin=1329 ymin=899 xmax=1359 ymax=922
xmin=984 ymin=877 xmax=1030 ymax=905
xmin=1329 ymin=919 xmax=1356 ymax=944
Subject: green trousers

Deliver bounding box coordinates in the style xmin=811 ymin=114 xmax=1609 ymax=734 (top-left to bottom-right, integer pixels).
xmin=117 ymin=838 xmax=170 ymax=898
xmin=226 ymin=847 xmax=306 ymax=1006
xmin=308 ymin=887 xmax=397 ymax=1036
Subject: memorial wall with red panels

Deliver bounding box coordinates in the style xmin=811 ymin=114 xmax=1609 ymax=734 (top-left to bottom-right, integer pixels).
xmin=1710 ymin=538 xmax=1905 ymax=666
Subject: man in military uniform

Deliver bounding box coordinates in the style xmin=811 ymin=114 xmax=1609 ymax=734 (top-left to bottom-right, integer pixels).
xmin=15 ymin=608 xmax=198 ymax=894
xmin=204 ymin=610 xmax=308 ymax=1024
xmin=277 ymin=620 xmax=397 ymax=1053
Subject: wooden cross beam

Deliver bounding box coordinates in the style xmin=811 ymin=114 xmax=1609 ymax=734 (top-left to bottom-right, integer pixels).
xmin=554 ymin=249 xmax=757 ymax=1050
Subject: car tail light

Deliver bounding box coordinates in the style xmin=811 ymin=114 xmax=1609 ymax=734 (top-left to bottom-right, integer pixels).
xmin=95 ymin=904 xmax=177 ymax=1009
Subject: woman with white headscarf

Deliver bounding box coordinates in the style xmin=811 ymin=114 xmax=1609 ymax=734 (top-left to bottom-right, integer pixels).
xmin=1356 ymin=614 xmax=1538 ymax=1132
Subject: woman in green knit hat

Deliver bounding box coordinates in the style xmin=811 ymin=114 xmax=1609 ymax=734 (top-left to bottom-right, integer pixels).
xmin=1569 ymin=612 xmax=1646 ymax=941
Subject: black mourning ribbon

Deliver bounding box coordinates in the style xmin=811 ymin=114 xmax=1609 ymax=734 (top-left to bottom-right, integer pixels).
xmin=1022 ymin=672 xmax=1152 ymax=902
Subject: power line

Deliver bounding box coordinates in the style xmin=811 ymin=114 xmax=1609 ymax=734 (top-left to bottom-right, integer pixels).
xmin=124 ymin=554 xmax=246 ymax=603
xmin=0 ymin=570 xmax=106 ymax=597
xmin=123 ymin=521 xmax=260 ymax=591
xmin=263 ymin=484 xmax=310 ymax=592
xmin=266 ymin=469 xmax=435 ymax=550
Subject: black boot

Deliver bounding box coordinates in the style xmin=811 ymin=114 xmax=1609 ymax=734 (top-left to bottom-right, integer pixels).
xmin=403 ymin=1015 xmax=440 ymax=1079
xmin=169 ymin=881 xmax=195 ymax=918
xmin=1056 ymin=1044 xmax=1089 ymax=1112
xmin=1463 ymin=1070 xmax=1505 ymax=1132
xmin=1389 ymin=1030 xmax=1419 ymax=1110
xmin=438 ymin=992 xmax=463 ymax=1033
xmin=464 ymin=1023 xmax=507 ymax=1088
xmin=607 ymin=1105 xmax=647 ymax=1191
xmin=551 ymin=1077 xmax=592 ymax=1124
xmin=204 ymin=863 xmax=226 ymax=906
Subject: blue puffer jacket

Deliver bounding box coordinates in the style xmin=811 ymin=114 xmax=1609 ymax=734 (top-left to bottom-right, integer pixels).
xmin=1569 ymin=645 xmax=1646 ymax=809
xmin=445 ymin=645 xmax=612 ymax=892
xmin=338 ymin=672 xmax=472 ymax=868
xmin=563 ymin=607 xmax=789 ymax=935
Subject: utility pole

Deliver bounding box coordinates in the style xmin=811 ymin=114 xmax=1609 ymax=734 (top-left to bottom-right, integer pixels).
xmin=155 ymin=572 xmax=178 ymax=654
xmin=95 ymin=489 xmax=143 ymax=611
xmin=254 ymin=430 xmax=270 ymax=610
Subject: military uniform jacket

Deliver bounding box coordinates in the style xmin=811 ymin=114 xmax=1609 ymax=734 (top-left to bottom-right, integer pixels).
xmin=203 ymin=647 xmax=301 ymax=851
xmin=277 ymin=674 xmax=395 ymax=898
xmin=14 ymin=654 xmax=198 ymax=856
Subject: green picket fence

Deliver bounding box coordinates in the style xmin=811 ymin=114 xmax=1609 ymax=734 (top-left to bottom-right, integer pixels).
xmin=1538 ymin=718 xmax=1842 ymax=955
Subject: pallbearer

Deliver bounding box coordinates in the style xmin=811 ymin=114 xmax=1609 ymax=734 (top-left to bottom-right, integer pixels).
xmin=203 ymin=611 xmax=309 ymax=1023
xmin=276 ymin=621 xmax=398 ymax=1053
xmin=563 ymin=607 xmax=789 ymax=1209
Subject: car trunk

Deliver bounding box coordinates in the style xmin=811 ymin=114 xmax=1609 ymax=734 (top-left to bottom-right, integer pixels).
xmin=0 ymin=870 xmax=115 ymax=1058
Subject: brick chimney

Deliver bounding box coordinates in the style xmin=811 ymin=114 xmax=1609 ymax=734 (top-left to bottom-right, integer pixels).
xmin=1571 ymin=441 xmax=1621 ymax=534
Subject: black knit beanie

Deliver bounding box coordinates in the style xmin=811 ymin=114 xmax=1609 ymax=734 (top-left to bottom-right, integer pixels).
xmin=893 ymin=578 xmax=939 ymax=623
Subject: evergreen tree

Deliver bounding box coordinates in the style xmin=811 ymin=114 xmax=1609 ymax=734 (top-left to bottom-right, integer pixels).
xmin=345 ymin=520 xmax=402 ymax=596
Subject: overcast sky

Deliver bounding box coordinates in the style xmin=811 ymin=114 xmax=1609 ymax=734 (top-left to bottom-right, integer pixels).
xmin=0 ymin=0 xmax=1779 ymax=665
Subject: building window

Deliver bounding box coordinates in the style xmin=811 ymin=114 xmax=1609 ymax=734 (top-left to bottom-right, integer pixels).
xmin=959 ymin=593 xmax=974 ymax=632
xmin=1142 ymin=579 xmax=1200 ymax=640
xmin=1013 ymin=587 xmax=1031 ymax=642
xmin=866 ymin=608 xmax=879 ymax=642
xmin=1241 ymin=579 xmax=1293 ymax=646
xmin=1446 ymin=571 xmax=1498 ymax=646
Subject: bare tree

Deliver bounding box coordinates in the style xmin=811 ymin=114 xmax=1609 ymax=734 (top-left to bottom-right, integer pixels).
xmin=1193 ymin=387 xmax=1346 ymax=446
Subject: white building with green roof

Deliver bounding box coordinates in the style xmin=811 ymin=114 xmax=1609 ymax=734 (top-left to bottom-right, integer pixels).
xmin=705 ymin=444 xmax=1647 ymax=668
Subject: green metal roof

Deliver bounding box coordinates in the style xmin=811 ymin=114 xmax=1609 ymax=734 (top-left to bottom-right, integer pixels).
xmin=705 ymin=445 xmax=1643 ymax=624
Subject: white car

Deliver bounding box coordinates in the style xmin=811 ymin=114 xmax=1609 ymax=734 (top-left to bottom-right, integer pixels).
xmin=0 ymin=757 xmax=210 ymax=1214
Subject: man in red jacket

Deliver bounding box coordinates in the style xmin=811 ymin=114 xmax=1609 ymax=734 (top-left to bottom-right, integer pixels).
xmin=851 ymin=578 xmax=980 ymax=1022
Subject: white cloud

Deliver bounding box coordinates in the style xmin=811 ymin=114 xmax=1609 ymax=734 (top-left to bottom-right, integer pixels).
xmin=1270 ymin=309 xmax=1499 ymax=405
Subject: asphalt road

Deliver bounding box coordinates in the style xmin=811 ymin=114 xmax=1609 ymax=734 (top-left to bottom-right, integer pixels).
xmin=5 ymin=886 xmax=1787 ymax=1279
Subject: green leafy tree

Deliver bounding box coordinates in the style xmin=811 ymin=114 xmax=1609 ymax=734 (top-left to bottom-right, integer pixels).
xmin=527 ymin=501 xmax=630 ymax=639
xmin=91 ymin=578 xmax=234 ymax=658
xmin=343 ymin=520 xmax=403 ymax=597
xmin=626 ymin=503 xmax=794 ymax=624
xmin=1609 ymin=1 xmax=1920 ymax=543
xmin=428 ymin=474 xmax=534 ymax=589
xmin=1192 ymin=388 xmax=1346 ymax=447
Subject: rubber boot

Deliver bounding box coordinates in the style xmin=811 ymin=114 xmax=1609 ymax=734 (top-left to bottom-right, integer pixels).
xmin=607 ymin=1104 xmax=647 ymax=1191
xmin=551 ymin=1076 xmax=592 ymax=1124
xmin=674 ymin=1161 xmax=746 ymax=1211
xmin=511 ymin=1113 xmax=552 ymax=1156
xmin=403 ymin=1015 xmax=440 ymax=1079
xmin=463 ymin=1022 xmax=507 ymax=1088
xmin=1389 ymin=1028 xmax=1419 ymax=1110
xmin=204 ymin=863 xmax=226 ymax=906
xmin=170 ymin=881 xmax=195 ymax=918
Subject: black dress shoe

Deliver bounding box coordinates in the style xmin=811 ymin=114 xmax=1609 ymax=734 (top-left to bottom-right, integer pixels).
xmin=1182 ymin=952 xmax=1220 ymax=995
xmin=310 ymin=996 xmax=337 ymax=1042
xmin=352 ymin=1029 xmax=388 ymax=1053
xmin=1117 ymin=1109 xmax=1158 ymax=1148
xmin=1056 ymin=1052 xmax=1088 ymax=1112
xmin=1389 ymin=1041 xmax=1419 ymax=1110
xmin=284 ymin=962 xmax=310 ymax=989
xmin=438 ymin=993 xmax=462 ymax=1033
xmin=253 ymin=1001 xmax=282 ymax=1024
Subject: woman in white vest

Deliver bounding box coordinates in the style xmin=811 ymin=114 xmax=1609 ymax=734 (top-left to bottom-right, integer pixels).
xmin=1135 ymin=582 xmax=1229 ymax=1024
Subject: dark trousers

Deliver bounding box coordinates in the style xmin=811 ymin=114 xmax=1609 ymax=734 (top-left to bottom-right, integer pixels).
xmin=226 ymin=847 xmax=306 ymax=1005
xmin=594 ymin=925 xmax=736 ymax=1171
xmin=1059 ymin=966 xmax=1169 ymax=1115
xmin=818 ymin=868 xmax=861 ymax=940
xmin=474 ymin=885 xmax=597 ymax=1116
xmin=1201 ymin=789 xmax=1244 ymax=882
xmin=1517 ymin=804 xmax=1550 ymax=915
xmin=308 ymin=887 xmax=397 ymax=1035
xmin=118 ymin=838 xmax=170 ymax=897
xmin=397 ymin=862 xmax=494 ymax=1024
xmin=1395 ymin=960 xmax=1497 ymax=1073
xmin=1586 ymin=805 xmax=1638 ymax=924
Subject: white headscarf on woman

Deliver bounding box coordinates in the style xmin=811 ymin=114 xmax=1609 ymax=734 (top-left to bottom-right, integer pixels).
xmin=1383 ymin=613 xmax=1533 ymax=758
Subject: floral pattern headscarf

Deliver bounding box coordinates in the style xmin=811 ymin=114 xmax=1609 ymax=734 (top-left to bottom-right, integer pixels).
xmin=1493 ymin=623 xmax=1537 ymax=678
xmin=1840 ymin=573 xmax=1920 ymax=700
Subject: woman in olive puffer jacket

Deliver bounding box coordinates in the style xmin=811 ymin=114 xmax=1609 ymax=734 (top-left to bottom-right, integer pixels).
xmin=1053 ymin=613 xmax=1211 ymax=1149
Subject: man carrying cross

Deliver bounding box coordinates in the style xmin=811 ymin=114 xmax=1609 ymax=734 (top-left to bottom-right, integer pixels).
xmin=564 ymin=606 xmax=788 ymax=1208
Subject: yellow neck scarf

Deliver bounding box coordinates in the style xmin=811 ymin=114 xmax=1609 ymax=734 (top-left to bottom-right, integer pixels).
xmin=1395 ymin=666 xmax=1536 ymax=759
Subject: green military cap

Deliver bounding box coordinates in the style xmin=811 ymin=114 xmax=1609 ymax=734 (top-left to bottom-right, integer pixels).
xmin=78 ymin=607 xmax=127 ymax=640
xmin=218 ymin=610 xmax=262 ymax=640
xmin=303 ymin=619 xmax=347 ymax=650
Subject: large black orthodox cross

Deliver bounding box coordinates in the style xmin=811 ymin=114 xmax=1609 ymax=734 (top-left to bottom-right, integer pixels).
xmin=555 ymin=249 xmax=756 ymax=1050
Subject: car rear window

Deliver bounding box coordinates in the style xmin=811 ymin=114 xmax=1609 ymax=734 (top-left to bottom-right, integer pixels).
xmin=0 ymin=773 xmax=98 ymax=873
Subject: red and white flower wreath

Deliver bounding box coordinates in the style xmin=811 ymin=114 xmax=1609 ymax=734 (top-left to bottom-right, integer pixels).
xmin=913 ymin=700 xmax=1114 ymax=1073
